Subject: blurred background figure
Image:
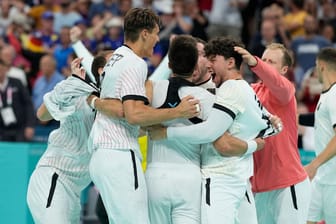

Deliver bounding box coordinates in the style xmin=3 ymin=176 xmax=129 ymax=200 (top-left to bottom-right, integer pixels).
xmin=0 ymin=59 xmax=35 ymax=142
xmin=32 ymin=54 xmax=63 ymax=112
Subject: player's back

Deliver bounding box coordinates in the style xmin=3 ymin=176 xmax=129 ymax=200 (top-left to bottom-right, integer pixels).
xmin=148 ymin=79 xmax=215 ymax=166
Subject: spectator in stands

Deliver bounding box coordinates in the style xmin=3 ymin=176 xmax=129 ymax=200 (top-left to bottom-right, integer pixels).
xmin=0 ymin=59 xmax=35 ymax=142
xmin=296 ymin=67 xmax=322 ymax=113
xmin=155 ymin=0 xmax=193 ymax=56
xmin=100 ymin=17 xmax=124 ymax=50
xmin=8 ymin=0 xmax=30 ymax=16
xmin=53 ymin=0 xmax=83 ymax=34
xmin=249 ymin=19 xmax=279 ymax=58
xmin=0 ymin=45 xmax=27 ymax=87
xmin=206 ymin=0 xmax=247 ymax=40
xmin=74 ymin=0 xmax=91 ymax=22
xmin=32 ymin=54 xmax=64 ymax=112
xmin=282 ymin=0 xmax=308 ymax=39
xmin=185 ymin=0 xmax=209 ymax=41
xmin=28 ymin=0 xmax=60 ymax=30
xmin=53 ymin=26 xmax=75 ymax=73
xmin=291 ymin=14 xmax=331 ymax=86
xmin=38 ymin=11 xmax=58 ymax=51
xmin=88 ymin=0 xmax=120 ymax=21
xmin=0 ymin=0 xmax=12 ymax=37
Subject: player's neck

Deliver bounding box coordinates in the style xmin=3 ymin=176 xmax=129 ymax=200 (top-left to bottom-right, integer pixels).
xmin=228 ymin=70 xmax=243 ymax=80
xmin=124 ymin=42 xmax=143 ymax=58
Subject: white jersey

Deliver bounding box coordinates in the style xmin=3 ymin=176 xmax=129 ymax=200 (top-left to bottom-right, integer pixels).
xmin=202 ymin=80 xmax=269 ymax=180
xmin=168 ymin=80 xmax=271 ymax=180
xmin=37 ymin=76 xmax=97 ymax=192
xmin=89 ymin=46 xmax=148 ymax=159
xmin=148 ymin=79 xmax=215 ymax=166
xmin=314 ymin=83 xmax=336 ymax=185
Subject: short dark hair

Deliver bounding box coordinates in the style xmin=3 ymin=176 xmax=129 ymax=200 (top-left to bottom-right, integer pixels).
xmin=124 ymin=8 xmax=161 ymax=42
xmin=91 ymin=55 xmax=106 ymax=87
xmin=317 ymin=47 xmax=336 ymax=71
xmin=194 ymin=37 xmax=206 ymax=45
xmin=204 ymin=36 xmax=244 ymax=70
xmin=168 ymin=35 xmax=198 ymax=77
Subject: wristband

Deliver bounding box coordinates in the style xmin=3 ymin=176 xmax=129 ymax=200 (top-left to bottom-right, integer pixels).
xmin=245 ymin=140 xmax=257 ymax=155
xmin=90 ymin=96 xmax=98 ymax=109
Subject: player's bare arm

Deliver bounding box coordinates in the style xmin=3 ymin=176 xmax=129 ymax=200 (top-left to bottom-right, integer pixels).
xmin=87 ymin=95 xmax=124 ymax=118
xmin=123 ymin=95 xmax=200 ymax=126
xmin=213 ymin=134 xmax=265 ymax=157
xmin=305 ymin=127 xmax=336 ymax=180
xmin=36 ymin=103 xmax=53 ymax=121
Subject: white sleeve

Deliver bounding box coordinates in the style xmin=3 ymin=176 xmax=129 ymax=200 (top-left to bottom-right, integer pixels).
xmin=149 ymin=54 xmax=171 ymax=81
xmin=72 ymin=41 xmax=95 ymax=83
xmin=167 ymin=108 xmax=234 ymax=144
xmin=216 ymin=80 xmax=246 ymax=115
xmin=327 ymin=91 xmax=336 ymax=128
xmin=120 ymin=62 xmax=148 ymax=100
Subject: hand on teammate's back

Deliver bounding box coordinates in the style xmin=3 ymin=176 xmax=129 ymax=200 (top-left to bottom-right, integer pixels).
xmin=176 ymin=95 xmax=201 ymax=119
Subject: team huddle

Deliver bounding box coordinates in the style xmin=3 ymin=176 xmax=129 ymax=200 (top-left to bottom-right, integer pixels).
xmin=26 ymin=8 xmax=336 ymax=224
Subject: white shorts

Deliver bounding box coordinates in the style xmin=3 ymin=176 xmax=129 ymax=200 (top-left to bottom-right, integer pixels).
xmin=201 ymin=174 xmax=247 ymax=224
xmin=27 ymin=167 xmax=82 ymax=224
xmin=145 ymin=163 xmax=201 ymax=224
xmin=255 ymin=177 xmax=311 ymax=224
xmin=307 ymin=180 xmax=336 ymax=223
xmin=237 ymin=181 xmax=258 ymax=224
xmin=89 ymin=148 xmax=150 ymax=224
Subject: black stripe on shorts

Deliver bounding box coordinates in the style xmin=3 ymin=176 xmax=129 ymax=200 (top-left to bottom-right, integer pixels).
xmin=46 ymin=172 xmax=59 ymax=208
xmin=130 ymin=150 xmax=139 ymax=190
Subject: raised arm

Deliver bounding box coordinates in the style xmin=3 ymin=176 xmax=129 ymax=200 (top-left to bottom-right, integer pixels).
xmin=70 ymin=26 xmax=96 ymax=83
xmin=234 ymin=46 xmax=295 ymax=105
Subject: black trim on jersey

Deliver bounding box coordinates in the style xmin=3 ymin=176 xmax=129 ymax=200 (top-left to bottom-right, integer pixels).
xmin=123 ymin=44 xmax=133 ymax=51
xmin=333 ymin=123 xmax=336 ymax=129
xmin=196 ymin=77 xmax=212 ymax=86
xmin=321 ymin=82 xmax=336 ymax=94
xmin=213 ymin=103 xmax=236 ymax=120
xmin=46 ymin=172 xmax=59 ymax=208
xmin=206 ymin=88 xmax=216 ymax=95
xmin=290 ymin=185 xmax=298 ymax=210
xmin=205 ymin=178 xmax=211 ymax=206
xmin=245 ymin=191 xmax=251 ymax=204
xmin=189 ymin=117 xmax=203 ymax=124
xmin=71 ymin=74 xmax=100 ymax=92
xmin=158 ymin=77 xmax=202 ymax=123
xmin=122 ymin=95 xmax=149 ymax=105
xmin=130 ymin=150 xmax=139 ymax=190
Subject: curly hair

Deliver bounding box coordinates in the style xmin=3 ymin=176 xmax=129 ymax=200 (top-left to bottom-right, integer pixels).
xmin=168 ymin=35 xmax=198 ymax=77
xmin=204 ymin=36 xmax=244 ymax=70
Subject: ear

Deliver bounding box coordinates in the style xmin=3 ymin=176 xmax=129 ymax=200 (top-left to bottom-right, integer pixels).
xmin=227 ymin=57 xmax=235 ymax=69
xmin=98 ymin=67 xmax=104 ymax=75
xmin=141 ymin=29 xmax=148 ymax=41
xmin=280 ymin=65 xmax=288 ymax=75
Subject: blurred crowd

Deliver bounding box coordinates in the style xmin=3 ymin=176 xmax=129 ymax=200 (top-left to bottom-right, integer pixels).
xmin=0 ymin=0 xmax=333 ymax=150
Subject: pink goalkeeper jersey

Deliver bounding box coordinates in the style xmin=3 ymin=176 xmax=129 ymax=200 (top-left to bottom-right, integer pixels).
xmin=250 ymin=57 xmax=307 ymax=193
